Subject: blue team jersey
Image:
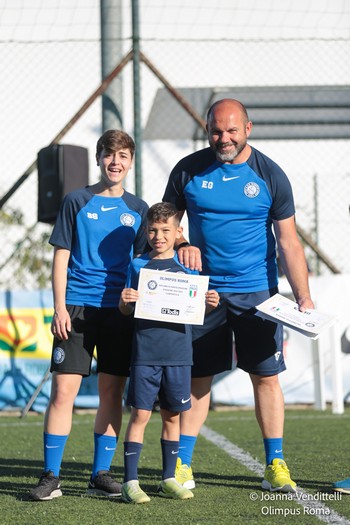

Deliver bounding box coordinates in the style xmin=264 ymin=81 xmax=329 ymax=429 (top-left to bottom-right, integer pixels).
xmin=126 ymin=253 xmax=198 ymax=366
xmin=49 ymin=187 xmax=149 ymax=307
xmin=163 ymin=146 xmax=295 ymax=292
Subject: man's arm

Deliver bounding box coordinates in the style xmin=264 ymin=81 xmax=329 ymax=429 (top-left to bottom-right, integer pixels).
xmin=174 ymin=210 xmax=202 ymax=271
xmin=273 ymin=216 xmax=314 ymax=311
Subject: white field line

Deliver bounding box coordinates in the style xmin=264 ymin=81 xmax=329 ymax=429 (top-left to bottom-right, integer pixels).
xmin=200 ymin=425 xmax=350 ymax=525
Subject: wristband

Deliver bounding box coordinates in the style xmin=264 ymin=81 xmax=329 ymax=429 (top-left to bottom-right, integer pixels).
xmin=176 ymin=242 xmax=190 ymax=250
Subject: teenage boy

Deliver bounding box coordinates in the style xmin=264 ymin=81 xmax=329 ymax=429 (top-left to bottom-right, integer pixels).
xmin=29 ymin=130 xmax=149 ymax=501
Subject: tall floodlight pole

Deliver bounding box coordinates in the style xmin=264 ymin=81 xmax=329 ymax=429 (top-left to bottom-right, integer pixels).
xmin=132 ymin=0 xmax=142 ymax=197
xmin=100 ymin=0 xmax=123 ymax=130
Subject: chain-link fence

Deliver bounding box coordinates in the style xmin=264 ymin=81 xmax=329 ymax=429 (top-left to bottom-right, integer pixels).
xmin=1 ymin=0 xmax=349 ymax=288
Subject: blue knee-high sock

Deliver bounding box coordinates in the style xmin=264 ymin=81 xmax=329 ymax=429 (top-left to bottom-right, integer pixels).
xmin=43 ymin=432 xmax=69 ymax=477
xmin=263 ymin=437 xmax=284 ymax=465
xmin=123 ymin=442 xmax=143 ymax=482
xmin=161 ymin=439 xmax=179 ymax=480
xmin=178 ymin=434 xmax=197 ymax=466
xmin=92 ymin=433 xmax=118 ymax=478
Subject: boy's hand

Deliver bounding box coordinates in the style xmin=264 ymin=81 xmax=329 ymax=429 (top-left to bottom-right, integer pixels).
xmin=51 ymin=308 xmax=71 ymax=340
xmin=120 ymin=288 xmax=139 ymax=313
xmin=205 ymin=290 xmax=220 ymax=312
xmin=121 ymin=287 xmax=139 ymax=305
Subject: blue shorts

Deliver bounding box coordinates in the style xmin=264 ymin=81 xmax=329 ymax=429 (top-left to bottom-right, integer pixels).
xmin=50 ymin=305 xmax=133 ymax=377
xmin=192 ymin=289 xmax=285 ymax=377
xmin=126 ymin=365 xmax=192 ymax=412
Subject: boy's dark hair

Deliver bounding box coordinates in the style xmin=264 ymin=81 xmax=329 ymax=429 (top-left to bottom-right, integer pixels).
xmin=147 ymin=202 xmax=180 ymax=225
xmin=96 ymin=129 xmax=135 ymax=158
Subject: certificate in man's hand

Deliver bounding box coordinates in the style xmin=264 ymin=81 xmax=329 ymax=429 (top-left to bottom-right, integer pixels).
xmin=134 ymin=268 xmax=209 ymax=325
xmin=255 ymin=293 xmax=336 ymax=339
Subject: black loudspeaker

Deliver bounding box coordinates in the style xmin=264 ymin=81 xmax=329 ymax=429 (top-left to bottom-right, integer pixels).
xmin=37 ymin=144 xmax=89 ymax=223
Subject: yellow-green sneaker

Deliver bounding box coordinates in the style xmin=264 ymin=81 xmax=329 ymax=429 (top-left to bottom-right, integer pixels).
xmin=175 ymin=457 xmax=195 ymax=489
xmin=121 ymin=480 xmax=150 ymax=504
xmin=262 ymin=459 xmax=297 ymax=493
xmin=157 ymin=478 xmax=194 ymax=500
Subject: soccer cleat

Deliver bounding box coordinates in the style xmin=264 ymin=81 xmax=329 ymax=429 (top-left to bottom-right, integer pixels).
xmin=29 ymin=470 xmax=62 ymax=501
xmin=121 ymin=480 xmax=150 ymax=504
xmin=157 ymin=478 xmax=194 ymax=500
xmin=175 ymin=457 xmax=195 ymax=489
xmin=262 ymin=459 xmax=297 ymax=493
xmin=333 ymin=477 xmax=350 ymax=494
xmin=87 ymin=470 xmax=122 ymax=497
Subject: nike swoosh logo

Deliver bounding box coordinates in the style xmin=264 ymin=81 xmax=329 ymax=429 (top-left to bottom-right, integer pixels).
xmin=125 ymin=452 xmax=137 ymax=456
xmin=101 ymin=205 xmax=118 ymax=211
xmin=105 ymin=447 xmax=116 ymax=451
xmin=181 ymin=397 xmax=191 ymax=404
xmin=222 ymin=175 xmax=240 ymax=181
xmin=171 ymin=450 xmax=179 ymax=455
xmin=274 ymin=449 xmax=283 ymax=453
xmin=45 ymin=445 xmax=60 ymax=449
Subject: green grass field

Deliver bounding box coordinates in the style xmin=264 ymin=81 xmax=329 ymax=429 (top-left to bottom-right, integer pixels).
xmin=1 ymin=407 xmax=350 ymax=525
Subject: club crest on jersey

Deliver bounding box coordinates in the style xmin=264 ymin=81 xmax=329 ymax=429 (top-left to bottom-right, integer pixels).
xmin=244 ymin=182 xmax=260 ymax=198
xmin=120 ymin=213 xmax=135 ymax=227
xmin=53 ymin=347 xmax=65 ymax=364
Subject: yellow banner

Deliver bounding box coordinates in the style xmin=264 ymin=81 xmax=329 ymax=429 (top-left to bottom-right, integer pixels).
xmin=0 ymin=307 xmax=53 ymax=360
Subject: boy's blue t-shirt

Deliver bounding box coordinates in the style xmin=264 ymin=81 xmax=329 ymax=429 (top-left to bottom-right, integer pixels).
xmin=126 ymin=252 xmax=199 ymax=366
xmin=49 ymin=186 xmax=149 ymax=307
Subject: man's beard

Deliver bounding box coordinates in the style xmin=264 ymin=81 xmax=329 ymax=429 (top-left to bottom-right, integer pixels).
xmin=214 ymin=141 xmax=246 ymax=162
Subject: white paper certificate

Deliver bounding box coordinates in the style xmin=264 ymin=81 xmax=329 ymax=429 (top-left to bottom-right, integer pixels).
xmin=134 ymin=268 xmax=209 ymax=325
xmin=256 ymin=293 xmax=336 ymax=339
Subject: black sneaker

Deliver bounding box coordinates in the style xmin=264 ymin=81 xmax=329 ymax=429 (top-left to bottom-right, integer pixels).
xmin=87 ymin=470 xmax=122 ymax=497
xmin=29 ymin=471 xmax=62 ymax=501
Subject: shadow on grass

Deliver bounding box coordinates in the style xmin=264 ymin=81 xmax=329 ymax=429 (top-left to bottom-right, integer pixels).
xmin=0 ymin=458 xmax=272 ymax=502
xmin=3 ymin=459 xmax=330 ymax=502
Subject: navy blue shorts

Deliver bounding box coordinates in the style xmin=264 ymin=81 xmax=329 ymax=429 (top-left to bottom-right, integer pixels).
xmin=126 ymin=365 xmax=192 ymax=412
xmin=50 ymin=305 xmax=133 ymax=377
xmin=192 ymin=289 xmax=285 ymax=378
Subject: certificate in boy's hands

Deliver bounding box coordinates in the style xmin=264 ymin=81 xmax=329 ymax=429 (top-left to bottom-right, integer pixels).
xmin=255 ymin=293 xmax=336 ymax=339
xmin=134 ymin=268 xmax=209 ymax=325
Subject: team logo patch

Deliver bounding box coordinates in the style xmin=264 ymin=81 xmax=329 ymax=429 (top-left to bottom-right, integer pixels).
xmin=147 ymin=280 xmax=157 ymax=290
xmin=244 ymin=182 xmax=260 ymax=198
xmin=274 ymin=351 xmax=281 ymax=361
xmin=120 ymin=213 xmax=135 ymax=227
xmin=53 ymin=347 xmax=65 ymax=364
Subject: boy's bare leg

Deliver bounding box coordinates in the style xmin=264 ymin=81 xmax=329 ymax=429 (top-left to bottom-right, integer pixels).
xmin=94 ymin=372 xmax=127 ymax=436
xmin=44 ymin=372 xmax=82 ymax=435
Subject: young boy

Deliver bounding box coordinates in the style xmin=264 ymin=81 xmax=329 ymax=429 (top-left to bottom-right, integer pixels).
xmin=119 ymin=202 xmax=219 ymax=504
xmin=29 ymin=130 xmax=149 ymax=501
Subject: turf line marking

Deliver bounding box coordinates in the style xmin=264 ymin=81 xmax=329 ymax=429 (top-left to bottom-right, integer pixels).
xmin=201 ymin=425 xmax=350 ymax=525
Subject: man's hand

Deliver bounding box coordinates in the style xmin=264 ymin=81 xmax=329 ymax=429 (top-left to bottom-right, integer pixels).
xmin=177 ymin=245 xmax=202 ymax=271
xmin=297 ymin=296 xmax=314 ymax=312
